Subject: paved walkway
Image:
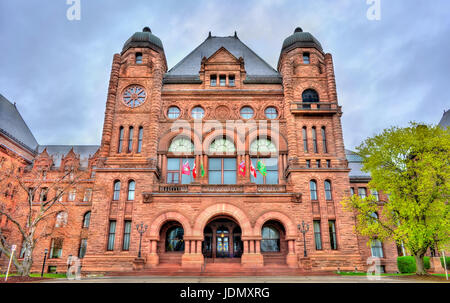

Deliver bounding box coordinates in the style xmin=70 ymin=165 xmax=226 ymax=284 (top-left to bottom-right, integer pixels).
xmin=41 ymin=275 xmax=427 ymax=283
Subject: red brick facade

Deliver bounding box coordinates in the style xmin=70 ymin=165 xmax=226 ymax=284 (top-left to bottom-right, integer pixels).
xmin=0 ymin=28 xmax=400 ymax=275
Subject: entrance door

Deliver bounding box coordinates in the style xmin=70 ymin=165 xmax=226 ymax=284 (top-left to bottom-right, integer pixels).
xmin=216 ymin=235 xmax=229 ymax=258
xmin=203 ymin=235 xmax=212 ymax=258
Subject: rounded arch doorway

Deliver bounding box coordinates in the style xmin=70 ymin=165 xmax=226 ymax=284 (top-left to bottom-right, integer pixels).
xmin=202 ymin=216 xmax=243 ymax=259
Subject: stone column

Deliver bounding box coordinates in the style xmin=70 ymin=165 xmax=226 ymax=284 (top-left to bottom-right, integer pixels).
xmin=249 ymin=240 xmax=255 ymax=254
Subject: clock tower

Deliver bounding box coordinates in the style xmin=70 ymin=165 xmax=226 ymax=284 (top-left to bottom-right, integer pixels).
xmin=85 ymin=27 xmax=167 ymax=258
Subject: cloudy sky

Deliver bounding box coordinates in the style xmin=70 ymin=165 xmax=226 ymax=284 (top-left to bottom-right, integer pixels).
xmin=0 ymin=0 xmax=449 ymax=150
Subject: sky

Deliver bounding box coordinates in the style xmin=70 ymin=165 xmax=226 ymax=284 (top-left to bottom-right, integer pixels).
xmin=0 ymin=0 xmax=449 ymax=150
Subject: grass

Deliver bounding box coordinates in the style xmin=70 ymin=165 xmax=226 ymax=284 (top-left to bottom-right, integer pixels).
xmin=1 ymin=273 xmax=67 ymax=279
xmin=336 ymin=271 xmax=449 ymax=277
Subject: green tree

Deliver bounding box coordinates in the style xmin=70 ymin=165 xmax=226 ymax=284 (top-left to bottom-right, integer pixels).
xmin=342 ymin=123 xmax=450 ymax=275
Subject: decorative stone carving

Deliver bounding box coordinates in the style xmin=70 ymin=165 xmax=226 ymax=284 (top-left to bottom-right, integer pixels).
xmin=215 ymin=105 xmax=230 ymax=120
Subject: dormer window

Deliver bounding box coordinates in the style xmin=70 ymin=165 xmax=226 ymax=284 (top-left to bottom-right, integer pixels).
xmin=219 ymin=75 xmax=226 ymax=86
xmin=135 ymin=52 xmax=143 ymax=64
xmin=303 ymin=52 xmax=310 ymax=64
xmin=210 ymin=75 xmax=217 ymax=87
xmin=229 ymin=75 xmax=235 ymax=86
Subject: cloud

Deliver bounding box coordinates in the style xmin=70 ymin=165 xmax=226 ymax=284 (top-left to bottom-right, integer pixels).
xmin=0 ymin=0 xmax=449 ymax=149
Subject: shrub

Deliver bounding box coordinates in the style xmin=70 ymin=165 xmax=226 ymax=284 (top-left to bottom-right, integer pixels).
xmin=441 ymin=257 xmax=450 ymax=270
xmin=397 ymin=256 xmax=430 ymax=273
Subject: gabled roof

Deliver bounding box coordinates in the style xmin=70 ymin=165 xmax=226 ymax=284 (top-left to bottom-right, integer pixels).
xmin=37 ymin=145 xmax=99 ymax=168
xmin=164 ymin=34 xmax=281 ymax=83
xmin=0 ymin=94 xmax=38 ymax=152
xmin=439 ymin=110 xmax=450 ymax=128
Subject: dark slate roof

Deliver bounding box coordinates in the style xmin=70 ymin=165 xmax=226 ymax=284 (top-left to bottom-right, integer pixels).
xmin=346 ymin=149 xmax=371 ymax=180
xmin=438 ymin=110 xmax=450 ymax=128
xmin=281 ymin=27 xmax=323 ymax=53
xmin=37 ymin=145 xmax=99 ymax=168
xmin=0 ymin=94 xmax=38 ymax=152
xmin=164 ymin=34 xmax=281 ymax=83
xmin=122 ymin=27 xmax=164 ymax=54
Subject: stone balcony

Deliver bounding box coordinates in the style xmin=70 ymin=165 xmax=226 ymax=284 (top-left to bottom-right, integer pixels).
xmin=142 ymin=183 xmax=301 ymax=203
xmin=156 ymin=183 xmax=287 ymax=194
xmin=290 ymin=102 xmax=340 ymax=115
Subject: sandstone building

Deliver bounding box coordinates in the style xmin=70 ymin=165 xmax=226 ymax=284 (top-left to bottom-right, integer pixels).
xmin=1 ymin=27 xmax=407 ymax=274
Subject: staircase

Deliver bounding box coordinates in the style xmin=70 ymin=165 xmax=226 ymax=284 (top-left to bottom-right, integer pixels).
xmin=263 ymin=254 xmax=287 ymax=265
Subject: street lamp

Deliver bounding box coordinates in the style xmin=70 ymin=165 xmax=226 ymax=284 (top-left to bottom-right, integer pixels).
xmin=41 ymin=248 xmax=48 ymax=277
xmin=136 ymin=223 xmax=148 ymax=259
xmin=298 ymin=221 xmax=310 ymax=257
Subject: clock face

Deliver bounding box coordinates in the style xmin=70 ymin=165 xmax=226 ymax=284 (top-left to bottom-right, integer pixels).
xmin=250 ymin=139 xmax=277 ymax=154
xmin=209 ymin=138 xmax=236 ymax=153
xmin=122 ymin=85 xmax=147 ymax=108
xmin=168 ymin=138 xmax=194 ymax=153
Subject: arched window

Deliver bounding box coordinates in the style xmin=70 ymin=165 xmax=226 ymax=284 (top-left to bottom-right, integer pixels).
xmin=250 ymin=138 xmax=277 ymax=155
xmin=135 ymin=52 xmax=143 ymax=64
xmin=324 ymin=180 xmax=332 ymax=200
xmin=166 ymin=226 xmax=184 ymax=252
xmin=302 ymin=89 xmax=319 ymax=108
xmin=321 ymin=126 xmax=328 ymax=153
xmin=137 ymin=127 xmax=143 ymax=153
xmin=118 ymin=126 xmax=124 ymax=153
xmin=127 ymin=126 xmax=134 ymax=153
xmin=127 ymin=180 xmax=135 ymax=201
xmin=312 ymin=127 xmax=318 ymax=153
xmin=168 ymin=137 xmax=194 ymax=153
xmin=302 ymin=127 xmax=308 ymax=153
xmin=209 ymin=138 xmax=237 ymax=185
xmin=209 ymin=138 xmax=236 ymax=154
xmin=310 ymin=180 xmax=318 ymax=200
xmin=261 ymin=226 xmax=280 ymax=252
xmin=248 ymin=138 xmax=278 ymax=185
xmin=113 ymin=180 xmax=121 ymax=201
xmin=55 ymin=212 xmax=68 ymax=228
xmin=83 ymin=211 xmax=91 ymax=228
xmin=371 ymin=239 xmax=383 ymax=258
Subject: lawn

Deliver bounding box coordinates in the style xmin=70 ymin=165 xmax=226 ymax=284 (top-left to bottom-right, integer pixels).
xmin=336 ymin=271 xmax=448 ymax=278
xmin=1 ymin=273 xmax=67 ymax=279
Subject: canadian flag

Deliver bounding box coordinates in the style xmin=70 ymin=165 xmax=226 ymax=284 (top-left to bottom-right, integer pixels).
xmin=250 ymin=161 xmax=257 ymax=178
xmin=192 ymin=161 xmax=197 ymax=179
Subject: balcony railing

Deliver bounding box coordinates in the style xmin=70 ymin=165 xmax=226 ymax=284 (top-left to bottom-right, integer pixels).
xmin=159 ymin=185 xmax=189 ymax=192
xmin=291 ymin=102 xmax=339 ymax=114
xmin=155 ymin=183 xmax=287 ymax=194
xmin=257 ymin=184 xmax=287 ymax=193
xmin=202 ymin=184 xmax=244 ymax=193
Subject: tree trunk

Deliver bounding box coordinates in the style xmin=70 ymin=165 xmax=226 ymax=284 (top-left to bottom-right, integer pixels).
xmin=17 ymin=237 xmax=34 ymax=276
xmin=414 ymin=253 xmax=427 ymax=275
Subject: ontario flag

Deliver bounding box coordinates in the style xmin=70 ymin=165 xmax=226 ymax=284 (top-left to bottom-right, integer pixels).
xmin=238 ymin=160 xmax=246 ymax=177
xmin=192 ymin=161 xmax=197 ymax=179
xmin=250 ymin=161 xmax=257 ymax=178
xmin=182 ymin=160 xmax=191 ymax=175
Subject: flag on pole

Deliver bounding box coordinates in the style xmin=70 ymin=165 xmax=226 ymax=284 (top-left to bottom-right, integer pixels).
xmin=257 ymin=160 xmax=267 ymax=176
xmin=192 ymin=161 xmax=197 ymax=179
xmin=238 ymin=160 xmax=246 ymax=177
xmin=182 ymin=160 xmax=191 ymax=175
xmin=200 ymin=162 xmax=205 ymax=177
xmin=250 ymin=161 xmax=257 ymax=178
